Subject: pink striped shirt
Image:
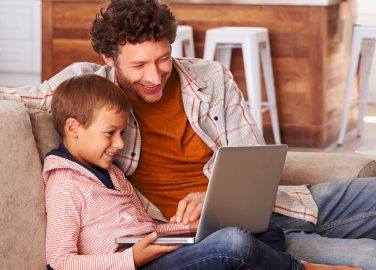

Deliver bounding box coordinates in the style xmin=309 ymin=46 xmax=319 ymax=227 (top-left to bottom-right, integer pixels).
xmin=1 ymin=58 xmax=318 ymax=224
xmin=43 ymin=155 xmax=189 ymax=270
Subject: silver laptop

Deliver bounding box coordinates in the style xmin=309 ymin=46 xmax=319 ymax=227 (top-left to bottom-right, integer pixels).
xmin=116 ymin=144 xmax=287 ymax=245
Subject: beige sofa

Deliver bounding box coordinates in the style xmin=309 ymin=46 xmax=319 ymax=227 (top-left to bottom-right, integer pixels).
xmin=1 ymin=99 xmax=376 ymax=269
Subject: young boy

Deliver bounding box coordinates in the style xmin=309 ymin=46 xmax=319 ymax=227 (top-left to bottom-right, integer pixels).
xmin=43 ymin=74 xmax=359 ymax=270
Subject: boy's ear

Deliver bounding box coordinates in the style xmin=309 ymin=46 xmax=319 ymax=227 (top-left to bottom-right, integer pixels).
xmin=64 ymin=117 xmax=81 ymax=138
xmin=101 ymin=54 xmax=115 ymax=68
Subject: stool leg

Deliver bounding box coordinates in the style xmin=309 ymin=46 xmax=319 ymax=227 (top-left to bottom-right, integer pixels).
xmin=171 ymin=39 xmax=183 ymax=58
xmin=242 ymin=37 xmax=263 ymax=133
xmin=338 ymin=28 xmax=362 ymax=146
xmin=203 ymin=38 xmax=217 ymax=62
xmin=358 ymin=39 xmax=375 ymax=136
xmin=216 ymin=47 xmax=233 ymax=69
xmin=184 ymin=32 xmax=195 ymax=58
xmin=260 ymin=40 xmax=281 ymax=144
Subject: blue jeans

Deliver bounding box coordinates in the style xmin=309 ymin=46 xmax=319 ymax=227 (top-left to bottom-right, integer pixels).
xmin=140 ymin=227 xmax=304 ymax=270
xmin=272 ymin=178 xmax=376 ymax=270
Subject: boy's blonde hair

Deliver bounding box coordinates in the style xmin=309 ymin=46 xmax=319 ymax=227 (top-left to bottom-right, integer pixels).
xmin=51 ymin=74 xmax=131 ymax=137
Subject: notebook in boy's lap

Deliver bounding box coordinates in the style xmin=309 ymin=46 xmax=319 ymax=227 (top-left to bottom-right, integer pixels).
xmin=116 ymin=144 xmax=288 ymax=245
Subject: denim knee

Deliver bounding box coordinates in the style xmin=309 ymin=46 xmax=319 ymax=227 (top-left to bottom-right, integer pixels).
xmin=196 ymin=227 xmax=299 ymax=270
xmin=255 ymin=221 xmax=286 ymax=251
xmin=210 ymin=227 xmax=253 ymax=262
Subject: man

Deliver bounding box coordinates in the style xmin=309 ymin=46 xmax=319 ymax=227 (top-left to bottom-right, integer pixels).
xmin=0 ymin=0 xmax=374 ymax=269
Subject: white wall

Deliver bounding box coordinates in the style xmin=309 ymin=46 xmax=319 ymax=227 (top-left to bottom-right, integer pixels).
xmin=357 ymin=0 xmax=376 ymax=14
xmin=356 ymin=0 xmax=376 ymax=98
xmin=0 ymin=0 xmax=41 ymax=87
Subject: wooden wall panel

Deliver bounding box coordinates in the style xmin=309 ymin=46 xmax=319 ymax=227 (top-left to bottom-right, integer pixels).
xmin=322 ymin=3 xmax=357 ymax=146
xmin=52 ymin=39 xmax=103 ymax=74
xmin=42 ymin=0 xmax=53 ymax=80
xmin=42 ymin=0 xmax=105 ymax=79
xmin=52 ymin=2 xmax=105 ymax=39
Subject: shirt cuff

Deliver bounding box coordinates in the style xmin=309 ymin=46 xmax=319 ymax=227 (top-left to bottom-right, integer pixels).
xmin=156 ymin=222 xmax=190 ymax=233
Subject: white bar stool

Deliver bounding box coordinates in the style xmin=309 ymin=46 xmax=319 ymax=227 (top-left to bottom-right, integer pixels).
xmin=171 ymin=25 xmax=195 ymax=58
xmin=337 ymin=20 xmax=376 ymax=146
xmin=203 ymin=27 xmax=281 ymax=144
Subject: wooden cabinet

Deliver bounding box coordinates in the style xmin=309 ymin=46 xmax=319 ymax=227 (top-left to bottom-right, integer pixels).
xmin=42 ymin=0 xmax=105 ymax=79
xmin=42 ymin=0 xmax=356 ymax=148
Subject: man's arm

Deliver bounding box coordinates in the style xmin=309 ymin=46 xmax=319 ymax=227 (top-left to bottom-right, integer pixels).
xmin=171 ymin=65 xmax=265 ymax=224
xmin=222 ymin=66 xmax=265 ymax=146
xmin=0 ymin=62 xmax=108 ymax=111
xmin=0 ymin=81 xmax=55 ymax=111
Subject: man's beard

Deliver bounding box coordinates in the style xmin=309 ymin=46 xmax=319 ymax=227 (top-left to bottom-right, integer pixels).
xmin=114 ymin=67 xmax=138 ymax=98
xmin=114 ymin=66 xmax=164 ymax=103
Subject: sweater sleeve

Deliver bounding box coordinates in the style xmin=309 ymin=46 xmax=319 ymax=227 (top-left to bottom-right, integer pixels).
xmin=156 ymin=222 xmax=191 ymax=233
xmin=45 ymin=170 xmax=136 ymax=270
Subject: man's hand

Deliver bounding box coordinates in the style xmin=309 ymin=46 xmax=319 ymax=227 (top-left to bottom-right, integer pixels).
xmin=170 ymin=192 xmax=206 ymax=224
xmin=132 ymin=232 xmax=181 ymax=267
xmin=189 ymin=219 xmax=200 ymax=230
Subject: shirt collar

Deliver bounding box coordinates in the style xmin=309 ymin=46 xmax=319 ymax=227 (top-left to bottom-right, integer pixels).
xmin=173 ymin=59 xmax=210 ymax=102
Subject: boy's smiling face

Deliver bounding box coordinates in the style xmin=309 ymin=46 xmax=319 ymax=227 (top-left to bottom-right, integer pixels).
xmin=67 ymin=106 xmax=128 ymax=169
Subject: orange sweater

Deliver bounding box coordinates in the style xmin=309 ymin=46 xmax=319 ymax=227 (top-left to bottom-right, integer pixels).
xmin=128 ymin=68 xmax=212 ymax=218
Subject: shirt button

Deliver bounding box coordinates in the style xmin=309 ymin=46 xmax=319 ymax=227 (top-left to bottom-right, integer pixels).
xmin=131 ymin=152 xmax=136 ymax=157
xmin=214 ymin=116 xmax=218 ymax=121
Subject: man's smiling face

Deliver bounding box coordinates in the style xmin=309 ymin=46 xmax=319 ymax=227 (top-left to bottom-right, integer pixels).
xmin=103 ymin=38 xmax=173 ymax=103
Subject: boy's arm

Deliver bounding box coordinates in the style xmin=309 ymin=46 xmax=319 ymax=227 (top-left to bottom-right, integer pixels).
xmin=45 ymin=174 xmax=136 ymax=270
xmin=0 ymin=62 xmax=107 ymax=111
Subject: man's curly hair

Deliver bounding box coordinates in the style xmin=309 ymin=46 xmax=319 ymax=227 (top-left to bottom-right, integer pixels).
xmin=91 ymin=0 xmax=177 ymax=59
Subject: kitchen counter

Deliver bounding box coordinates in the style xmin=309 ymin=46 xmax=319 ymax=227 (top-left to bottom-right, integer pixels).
xmin=167 ymin=0 xmax=342 ymax=6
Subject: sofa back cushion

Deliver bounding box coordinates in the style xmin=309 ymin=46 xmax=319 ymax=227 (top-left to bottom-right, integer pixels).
xmin=281 ymin=151 xmax=376 ymax=185
xmin=0 ymin=101 xmax=46 ymax=269
xmin=28 ymin=108 xmax=61 ymax=162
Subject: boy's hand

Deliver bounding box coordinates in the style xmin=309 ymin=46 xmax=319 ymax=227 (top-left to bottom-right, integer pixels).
xmin=170 ymin=191 xmax=206 ymax=224
xmin=132 ymin=232 xmax=181 ymax=267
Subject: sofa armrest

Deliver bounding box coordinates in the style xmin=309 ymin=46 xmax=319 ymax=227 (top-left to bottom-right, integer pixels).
xmin=0 ymin=101 xmax=46 ymax=269
xmin=281 ymin=151 xmax=376 ymax=185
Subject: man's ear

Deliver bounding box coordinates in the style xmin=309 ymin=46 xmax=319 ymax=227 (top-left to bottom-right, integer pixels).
xmin=64 ymin=117 xmax=81 ymax=139
xmin=101 ymin=54 xmax=115 ymax=68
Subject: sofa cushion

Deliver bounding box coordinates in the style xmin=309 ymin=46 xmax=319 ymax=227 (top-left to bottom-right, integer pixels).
xmin=281 ymin=151 xmax=376 ymax=185
xmin=28 ymin=109 xmax=60 ymax=162
xmin=0 ymin=101 xmax=46 ymax=269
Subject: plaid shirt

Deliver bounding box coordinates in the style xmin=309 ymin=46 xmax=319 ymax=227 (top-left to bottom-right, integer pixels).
xmin=0 ymin=58 xmax=318 ymax=224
